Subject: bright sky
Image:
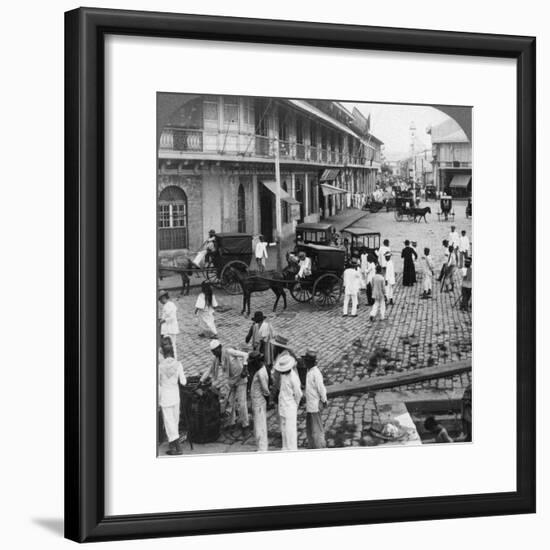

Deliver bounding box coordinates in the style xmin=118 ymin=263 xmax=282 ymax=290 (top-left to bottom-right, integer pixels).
xmin=342 ymin=102 xmax=450 ymax=161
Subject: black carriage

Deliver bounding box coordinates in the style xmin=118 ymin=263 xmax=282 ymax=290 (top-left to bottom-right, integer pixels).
xmin=208 ymin=232 xmax=253 ymax=294
xmin=341 ymin=228 xmax=381 ymax=259
xmin=393 ymin=195 xmax=415 ymax=221
xmin=289 ymin=243 xmax=345 ymax=308
xmin=437 ymin=195 xmax=455 ymax=222
xmin=295 ymin=222 xmax=335 ymax=247
xmin=466 ymin=197 xmax=472 ymax=219
xmin=425 ymin=185 xmax=437 ymax=200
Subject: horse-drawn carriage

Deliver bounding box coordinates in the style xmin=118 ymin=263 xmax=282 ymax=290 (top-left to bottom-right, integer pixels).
xmin=158 ymin=232 xmax=253 ymax=295
xmin=393 ymin=195 xmax=415 ymax=221
xmin=295 ymin=222 xmax=335 ymax=247
xmin=341 ymin=228 xmax=381 ymax=259
xmin=425 ymin=185 xmax=437 ymax=200
xmin=289 ymin=244 xmax=345 ymax=307
xmin=437 ymin=195 xmax=455 ymax=222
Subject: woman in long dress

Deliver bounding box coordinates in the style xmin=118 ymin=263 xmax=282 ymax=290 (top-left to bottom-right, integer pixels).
xmin=401 ymin=240 xmax=418 ymax=286
xmin=194 ymin=281 xmax=218 ymax=338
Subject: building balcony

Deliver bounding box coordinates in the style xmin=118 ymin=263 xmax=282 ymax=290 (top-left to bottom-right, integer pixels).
xmin=159 ymin=127 xmax=379 ymax=168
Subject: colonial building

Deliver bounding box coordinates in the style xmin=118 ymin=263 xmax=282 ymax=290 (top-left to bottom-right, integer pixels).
xmin=427 ymin=118 xmax=472 ymax=197
xmin=157 ymin=94 xmax=382 ymax=254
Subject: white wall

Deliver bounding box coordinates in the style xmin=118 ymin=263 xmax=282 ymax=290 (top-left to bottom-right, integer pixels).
xmin=0 ymin=1 xmax=546 ymax=549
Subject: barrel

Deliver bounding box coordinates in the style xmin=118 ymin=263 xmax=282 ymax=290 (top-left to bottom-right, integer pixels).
xmin=179 ymin=376 xmax=221 ymax=444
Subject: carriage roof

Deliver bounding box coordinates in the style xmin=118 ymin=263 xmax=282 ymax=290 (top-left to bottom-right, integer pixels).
xmin=215 ymin=233 xmax=253 ymax=255
xmin=342 ymin=227 xmax=381 ymax=237
xmin=296 ymin=223 xmax=334 ymax=232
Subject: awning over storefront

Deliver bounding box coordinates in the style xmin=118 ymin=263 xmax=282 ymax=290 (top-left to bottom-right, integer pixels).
xmin=261 ymin=180 xmax=301 ymax=204
xmin=320 ymin=169 xmax=340 ymax=182
xmin=449 ymin=175 xmax=472 ymax=188
xmin=320 ymin=183 xmax=347 ymax=196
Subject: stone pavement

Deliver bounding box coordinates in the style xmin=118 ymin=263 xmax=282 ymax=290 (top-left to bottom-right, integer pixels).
xmin=159 ymin=200 xmax=472 ymax=455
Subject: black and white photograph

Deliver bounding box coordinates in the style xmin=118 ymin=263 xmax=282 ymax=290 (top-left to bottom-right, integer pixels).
xmin=157 ymin=93 xmax=473 ymax=456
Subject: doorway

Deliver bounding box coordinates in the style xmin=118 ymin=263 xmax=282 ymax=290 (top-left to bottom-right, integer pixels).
xmin=259 ymin=183 xmax=274 ymax=241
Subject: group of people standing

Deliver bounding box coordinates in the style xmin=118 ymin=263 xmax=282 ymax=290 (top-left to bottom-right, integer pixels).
xmin=199 ymin=320 xmax=328 ymax=452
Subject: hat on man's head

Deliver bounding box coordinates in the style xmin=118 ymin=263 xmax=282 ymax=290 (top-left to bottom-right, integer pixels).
xmin=384 ymin=251 xmax=392 ymax=259
xmin=298 ymin=251 xmax=306 ymax=259
xmin=252 ymin=311 xmax=265 ymax=323
xmin=209 ymin=339 xmax=221 ymax=351
xmin=273 ymin=335 xmax=291 ymax=349
xmin=274 ymin=353 xmax=297 ymax=373
xmin=350 ymin=257 xmax=359 ymax=266
xmin=404 ymin=239 xmax=410 ymax=246
xmin=305 ymin=348 xmax=317 ymax=359
xmin=158 ymin=290 xmax=169 ymax=300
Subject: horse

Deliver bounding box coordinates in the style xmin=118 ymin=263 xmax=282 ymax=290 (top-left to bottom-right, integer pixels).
xmin=228 ymin=264 xmax=298 ymax=316
xmin=413 ymin=206 xmax=431 ymax=223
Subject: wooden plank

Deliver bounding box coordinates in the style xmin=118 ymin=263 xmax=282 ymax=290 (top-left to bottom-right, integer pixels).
xmin=326 ymin=360 xmax=471 ymax=397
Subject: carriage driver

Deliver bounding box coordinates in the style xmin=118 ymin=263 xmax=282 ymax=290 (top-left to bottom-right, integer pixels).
xmin=295 ymin=251 xmax=312 ymax=280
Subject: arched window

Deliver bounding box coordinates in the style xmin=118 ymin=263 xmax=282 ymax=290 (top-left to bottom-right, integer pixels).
xmin=158 ymin=186 xmax=188 ymax=250
xmin=237 ymin=184 xmax=246 ymax=233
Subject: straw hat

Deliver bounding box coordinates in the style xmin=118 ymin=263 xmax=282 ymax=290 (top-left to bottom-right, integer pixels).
xmin=158 ymin=290 xmax=169 ymax=300
xmin=274 ymin=353 xmax=297 ymax=372
xmin=273 ymin=335 xmax=291 ymax=349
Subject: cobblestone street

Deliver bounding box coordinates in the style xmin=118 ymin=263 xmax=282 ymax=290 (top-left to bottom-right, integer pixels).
xmin=160 ymin=201 xmax=472 ymax=454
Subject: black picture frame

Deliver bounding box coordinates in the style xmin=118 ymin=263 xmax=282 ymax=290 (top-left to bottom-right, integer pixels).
xmin=65 ymin=7 xmax=536 ymax=543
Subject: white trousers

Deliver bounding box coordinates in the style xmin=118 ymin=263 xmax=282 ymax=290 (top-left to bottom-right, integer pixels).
xmin=423 ymin=272 xmax=432 ymax=292
xmin=252 ymin=399 xmax=268 ymax=451
xmin=370 ymin=298 xmax=386 ymax=320
xmin=280 ymin=410 xmax=298 ymax=451
xmin=343 ymin=292 xmax=358 ymax=315
xmin=385 ymin=284 xmax=394 ymax=300
xmin=225 ymin=383 xmax=249 ymax=427
xmin=161 ymin=404 xmax=180 ymax=442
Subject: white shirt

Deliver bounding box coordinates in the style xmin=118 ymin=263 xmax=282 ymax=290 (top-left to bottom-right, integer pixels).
xmin=297 ymin=257 xmax=312 ymax=278
xmin=449 ymin=231 xmax=460 ymax=247
xmin=158 ymin=357 xmax=186 ymax=407
xmin=195 ymin=293 xmax=218 ymax=311
xmin=458 ymin=235 xmax=470 ymax=252
xmin=250 ymin=366 xmax=270 ymax=407
xmin=343 ymin=267 xmax=362 ymax=294
xmin=305 ymin=366 xmax=327 ymax=413
xmin=160 ymin=300 xmax=179 ymax=335
xmin=255 ymin=241 xmax=268 ymax=260
xmin=377 ymin=245 xmax=390 ymax=267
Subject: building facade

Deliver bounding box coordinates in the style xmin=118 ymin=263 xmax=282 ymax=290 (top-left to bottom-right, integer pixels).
xmin=427 ymin=118 xmax=472 ymax=198
xmin=157 ymin=95 xmax=382 ymax=254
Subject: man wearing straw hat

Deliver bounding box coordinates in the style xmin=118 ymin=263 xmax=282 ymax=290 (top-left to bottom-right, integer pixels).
xmin=158 ymin=290 xmax=180 ymax=360
xmin=200 ymin=339 xmax=250 ymax=430
xmin=274 ymin=351 xmax=302 ymax=451
xmin=304 ymin=349 xmax=328 ymax=449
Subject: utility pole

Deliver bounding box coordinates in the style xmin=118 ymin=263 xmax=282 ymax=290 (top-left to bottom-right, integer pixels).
xmin=273 ymin=137 xmax=283 ymax=270
xmin=409 ymin=121 xmax=417 ymax=203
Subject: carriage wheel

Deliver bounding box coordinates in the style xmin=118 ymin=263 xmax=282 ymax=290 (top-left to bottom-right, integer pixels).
xmin=219 ymin=260 xmax=248 ymax=295
xmin=312 ymin=274 xmax=342 ymax=308
xmin=289 ymin=280 xmax=313 ymax=303
xmin=406 ymin=211 xmax=415 ymax=221
xmin=394 ymin=209 xmax=403 ymax=221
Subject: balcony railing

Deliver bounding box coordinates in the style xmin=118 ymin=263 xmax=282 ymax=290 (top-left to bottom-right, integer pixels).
xmin=255 ymin=135 xmax=271 ymax=157
xmin=160 ymin=128 xmax=203 ymax=152
xmin=279 ymin=140 xmax=291 ymax=157
xmin=159 ymin=127 xmax=381 ymax=168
